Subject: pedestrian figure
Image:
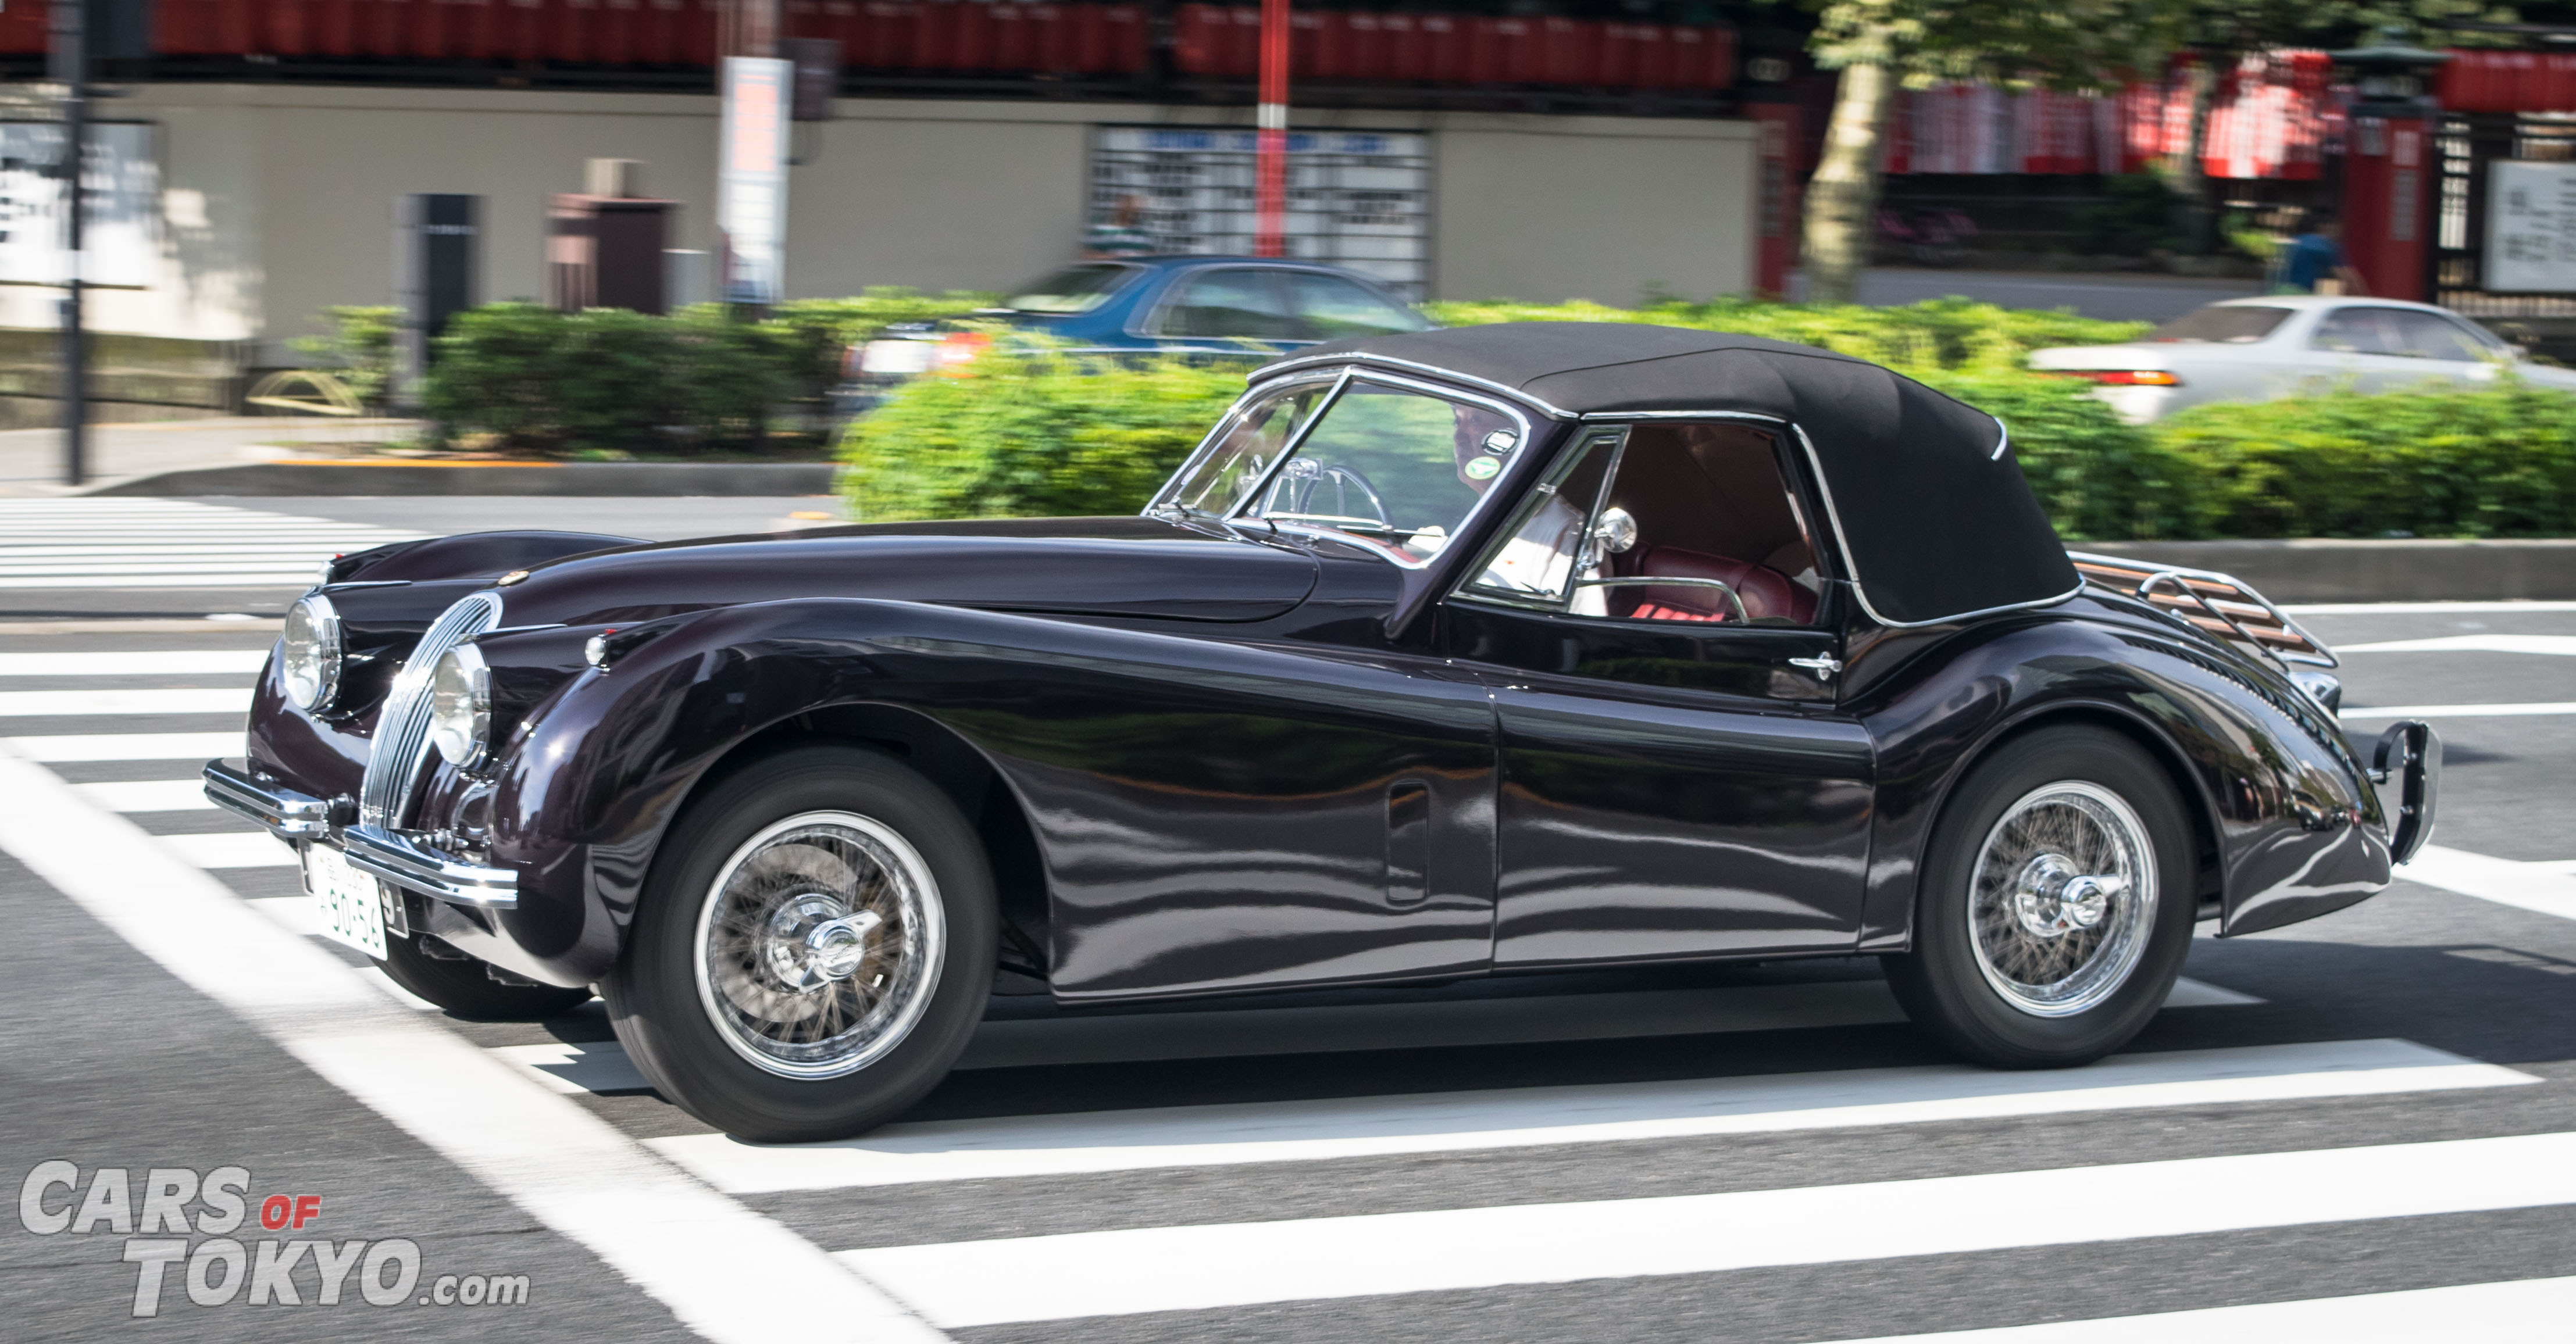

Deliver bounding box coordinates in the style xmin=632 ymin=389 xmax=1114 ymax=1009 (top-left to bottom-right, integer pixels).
xmin=2277 ymin=218 xmax=2370 ymax=296
xmin=1083 ymin=195 xmax=1156 ymax=259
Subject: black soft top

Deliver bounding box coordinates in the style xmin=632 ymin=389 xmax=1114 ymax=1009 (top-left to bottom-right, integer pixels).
xmin=1263 ymin=323 xmax=2080 ymax=627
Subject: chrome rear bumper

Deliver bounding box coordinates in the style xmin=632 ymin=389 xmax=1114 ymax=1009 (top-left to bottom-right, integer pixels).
xmin=2371 ymin=721 xmax=2441 ymax=865
xmin=201 ymin=757 xmax=517 ymax=909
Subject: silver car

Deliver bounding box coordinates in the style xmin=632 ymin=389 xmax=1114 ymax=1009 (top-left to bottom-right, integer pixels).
xmin=2027 ymin=295 xmax=2576 ymax=423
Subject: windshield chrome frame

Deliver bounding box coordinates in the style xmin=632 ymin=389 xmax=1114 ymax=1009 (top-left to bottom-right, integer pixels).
xmin=1220 ymin=369 xmax=1539 ymax=572
xmin=1144 ymin=367 xmax=1347 ymax=520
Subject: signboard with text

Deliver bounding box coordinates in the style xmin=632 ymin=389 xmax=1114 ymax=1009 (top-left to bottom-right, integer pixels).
xmin=717 ymin=56 xmax=793 ymax=306
xmin=0 ymin=122 xmax=159 ymax=289
xmin=2486 ymin=160 xmax=2576 ymax=294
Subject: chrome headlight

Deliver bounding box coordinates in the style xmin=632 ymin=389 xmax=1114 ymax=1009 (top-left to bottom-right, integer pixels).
xmin=280 ymin=594 xmax=343 ymax=711
xmin=429 ymin=644 xmax=492 ymax=768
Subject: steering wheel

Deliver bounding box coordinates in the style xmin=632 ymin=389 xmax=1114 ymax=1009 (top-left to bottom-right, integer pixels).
xmin=1272 ymin=461 xmax=1393 ymax=531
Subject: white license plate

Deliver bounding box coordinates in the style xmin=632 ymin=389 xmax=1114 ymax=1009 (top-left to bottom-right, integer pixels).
xmin=305 ymin=845 xmax=388 ymax=960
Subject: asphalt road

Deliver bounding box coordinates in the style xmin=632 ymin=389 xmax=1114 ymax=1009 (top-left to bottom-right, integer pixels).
xmin=2 ymin=497 xmax=2571 ymax=1341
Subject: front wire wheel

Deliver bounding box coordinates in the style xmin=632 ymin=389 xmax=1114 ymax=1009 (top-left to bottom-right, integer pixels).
xmin=693 ymin=812 xmax=946 ymax=1080
xmin=1883 ymin=727 xmax=2196 ymax=1068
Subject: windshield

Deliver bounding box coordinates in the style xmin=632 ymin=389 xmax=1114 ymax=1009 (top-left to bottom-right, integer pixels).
xmin=1004 ymin=263 xmax=1143 ymax=314
xmin=1155 ymin=383 xmax=1335 ymax=519
xmin=1229 ymin=381 xmax=1524 ymax=564
xmin=2145 ymin=305 xmax=2293 ymax=344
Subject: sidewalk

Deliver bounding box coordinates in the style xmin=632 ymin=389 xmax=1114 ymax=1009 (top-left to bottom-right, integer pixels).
xmin=0 ymin=416 xmax=418 ymax=497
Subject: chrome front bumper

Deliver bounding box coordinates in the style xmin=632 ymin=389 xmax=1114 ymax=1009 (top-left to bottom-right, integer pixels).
xmin=202 ymin=757 xmax=518 ymax=909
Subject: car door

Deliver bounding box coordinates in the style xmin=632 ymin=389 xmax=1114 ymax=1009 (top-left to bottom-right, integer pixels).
xmin=2303 ymin=306 xmax=2456 ymax=394
xmin=1436 ymin=421 xmax=1876 ymax=967
xmin=1282 ymin=269 xmax=1429 ymax=339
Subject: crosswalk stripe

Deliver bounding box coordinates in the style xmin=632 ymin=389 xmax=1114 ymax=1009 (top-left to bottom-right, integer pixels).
xmin=0 ymin=574 xmax=349 ymax=589
xmin=2340 ymin=701 xmax=2576 ymax=718
xmin=650 ymin=1039 xmax=2526 ymax=1193
xmin=0 ymin=499 xmax=424 ymax=589
xmin=160 ymin=832 xmax=295 ymax=868
xmin=3 ymin=731 xmax=242 ymax=762
xmin=72 ymin=779 xmax=216 ymax=812
xmin=0 ymin=688 xmax=252 ymax=716
xmin=843 ymin=1129 xmax=2576 ymax=1328
xmin=1817 ymin=1276 xmax=2576 ymax=1342
xmin=2397 ymin=845 xmax=2576 ymax=920
xmin=0 ymin=650 xmax=269 ymax=675
xmin=2337 ymin=634 xmax=2576 ymax=656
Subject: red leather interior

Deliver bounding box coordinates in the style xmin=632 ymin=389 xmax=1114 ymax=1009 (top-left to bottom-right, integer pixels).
xmin=1613 ymin=545 xmax=1816 ymax=624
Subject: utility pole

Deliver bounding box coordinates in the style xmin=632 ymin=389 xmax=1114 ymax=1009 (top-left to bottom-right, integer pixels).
xmin=50 ymin=0 xmax=89 ymax=487
xmin=1254 ymin=0 xmax=1289 ymax=257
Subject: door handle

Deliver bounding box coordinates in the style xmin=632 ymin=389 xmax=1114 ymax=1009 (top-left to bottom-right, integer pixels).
xmin=1787 ymin=655 xmax=1843 ymax=681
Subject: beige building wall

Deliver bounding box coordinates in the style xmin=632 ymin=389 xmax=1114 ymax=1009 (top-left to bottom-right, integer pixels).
xmin=0 ymin=85 xmax=1756 ymax=363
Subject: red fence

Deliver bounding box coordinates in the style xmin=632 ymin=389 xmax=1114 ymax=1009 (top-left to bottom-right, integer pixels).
xmin=0 ymin=0 xmax=1731 ymax=89
xmin=1883 ymin=52 xmax=2336 ymax=181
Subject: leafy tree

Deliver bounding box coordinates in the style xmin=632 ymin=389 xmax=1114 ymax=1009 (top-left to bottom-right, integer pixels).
xmin=1800 ymin=0 xmax=2188 ymax=303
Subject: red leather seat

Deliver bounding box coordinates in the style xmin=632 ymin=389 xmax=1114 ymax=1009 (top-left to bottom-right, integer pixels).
xmin=1614 ymin=545 xmax=1815 ymax=624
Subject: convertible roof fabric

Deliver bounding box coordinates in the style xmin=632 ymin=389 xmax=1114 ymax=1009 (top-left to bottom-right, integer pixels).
xmin=1267 ymin=323 xmax=2079 ymax=627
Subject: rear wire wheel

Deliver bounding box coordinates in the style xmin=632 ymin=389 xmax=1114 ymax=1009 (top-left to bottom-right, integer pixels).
xmin=1883 ymin=726 xmax=2197 ymax=1068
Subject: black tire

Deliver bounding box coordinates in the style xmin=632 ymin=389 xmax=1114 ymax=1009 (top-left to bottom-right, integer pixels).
xmin=1882 ymin=725 xmax=2197 ymax=1068
xmin=376 ymin=932 xmax=594 ymax=1021
xmin=603 ymin=744 xmax=997 ymax=1142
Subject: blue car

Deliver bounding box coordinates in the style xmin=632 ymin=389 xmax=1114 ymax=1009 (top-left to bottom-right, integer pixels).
xmin=841 ymin=256 xmax=1432 ymax=409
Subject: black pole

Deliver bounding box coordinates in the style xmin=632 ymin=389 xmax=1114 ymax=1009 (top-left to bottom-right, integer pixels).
xmin=51 ymin=0 xmax=87 ymax=488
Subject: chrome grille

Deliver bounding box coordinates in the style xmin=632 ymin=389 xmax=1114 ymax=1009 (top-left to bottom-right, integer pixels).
xmin=360 ymin=591 xmax=502 ymax=828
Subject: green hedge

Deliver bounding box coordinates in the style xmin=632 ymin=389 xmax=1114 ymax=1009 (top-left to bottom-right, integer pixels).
xmin=1419 ymin=296 xmax=2150 ymax=373
xmin=839 ymin=345 xmax=1245 ymax=520
xmin=423 ymin=289 xmax=992 ymax=456
xmin=2154 ymin=383 xmax=2576 ymax=538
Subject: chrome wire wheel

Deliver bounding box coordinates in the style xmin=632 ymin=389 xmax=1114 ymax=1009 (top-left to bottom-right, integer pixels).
xmin=691 ymin=810 xmax=946 ymax=1080
xmin=1966 ymin=781 xmax=2157 ymax=1018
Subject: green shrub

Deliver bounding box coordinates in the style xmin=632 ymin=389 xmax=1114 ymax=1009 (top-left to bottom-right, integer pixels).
xmin=1418 ymin=297 xmax=2148 ymax=373
xmin=424 ymin=303 xmax=686 ymax=453
xmin=839 ymin=344 xmax=1243 ymax=521
xmin=1917 ymin=370 xmax=2206 ymax=541
xmin=2153 ymin=381 xmax=2576 ymax=538
xmin=288 ymin=306 xmax=401 ymax=410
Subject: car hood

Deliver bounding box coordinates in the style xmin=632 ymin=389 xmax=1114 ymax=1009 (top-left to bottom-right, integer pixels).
xmin=480 ymin=515 xmax=1323 ymax=628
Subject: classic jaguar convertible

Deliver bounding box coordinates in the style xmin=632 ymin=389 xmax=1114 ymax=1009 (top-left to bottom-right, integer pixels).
xmin=207 ymin=324 xmax=2438 ymax=1141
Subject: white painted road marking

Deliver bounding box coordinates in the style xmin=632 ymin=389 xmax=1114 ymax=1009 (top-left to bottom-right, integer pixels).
xmin=2340 ymin=701 xmax=2576 ymax=719
xmin=2398 ymin=845 xmax=2576 ymax=921
xmin=159 ymin=831 xmax=297 ymax=868
xmin=3 ymin=730 xmax=242 ymax=761
xmin=1817 ymin=1275 xmax=2576 ymax=1342
xmin=0 ymin=687 xmax=253 ymax=716
xmin=0 ymin=744 xmax=951 ymax=1344
xmin=2337 ymin=634 xmax=2576 ymax=656
xmin=72 ymin=778 xmax=217 ymax=812
xmin=2283 ymin=600 xmax=2576 ymax=613
xmin=0 ymin=649 xmax=269 ymax=675
xmin=844 ymin=1129 xmax=2576 ymax=1328
xmin=0 ymin=498 xmax=423 ymax=588
xmin=656 ymin=1039 xmax=2520 ymax=1194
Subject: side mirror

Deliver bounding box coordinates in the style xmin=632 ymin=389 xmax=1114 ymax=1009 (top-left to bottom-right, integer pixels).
xmin=1589 ymin=507 xmax=1638 ymax=556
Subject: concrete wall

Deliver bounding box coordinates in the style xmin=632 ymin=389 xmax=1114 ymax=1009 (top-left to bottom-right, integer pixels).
xmin=0 ymin=85 xmax=1756 ymax=362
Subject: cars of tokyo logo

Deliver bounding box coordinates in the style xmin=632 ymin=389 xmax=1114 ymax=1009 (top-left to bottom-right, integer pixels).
xmin=17 ymin=1162 xmax=530 ymax=1316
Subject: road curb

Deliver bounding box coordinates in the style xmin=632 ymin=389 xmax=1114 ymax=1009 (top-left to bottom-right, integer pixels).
xmin=2102 ymin=539 xmax=2576 ymax=603
xmin=84 ymin=459 xmax=840 ymax=497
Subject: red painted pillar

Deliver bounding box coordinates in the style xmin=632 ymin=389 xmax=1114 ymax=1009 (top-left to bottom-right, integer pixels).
xmin=1254 ymin=0 xmax=1290 ymax=258
xmin=1749 ymin=102 xmax=1803 ymax=299
xmin=2340 ymin=113 xmax=2431 ymax=301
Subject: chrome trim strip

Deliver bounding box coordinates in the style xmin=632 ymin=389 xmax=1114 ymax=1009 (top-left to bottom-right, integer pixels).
xmin=1251 ymin=352 xmax=1580 ymax=419
xmin=1579 ymin=410 xmax=1787 ymax=423
xmin=1142 ymin=367 xmax=1345 ymax=519
xmin=1229 ymin=367 xmax=1355 ymax=522
xmin=340 ymin=824 xmax=518 ymax=909
xmin=1990 ymin=415 xmax=2011 ymax=462
xmin=202 ymin=758 xmax=330 ymax=839
xmin=1792 ymin=423 xmax=2081 ymax=630
xmin=361 ymin=591 xmax=503 ymax=829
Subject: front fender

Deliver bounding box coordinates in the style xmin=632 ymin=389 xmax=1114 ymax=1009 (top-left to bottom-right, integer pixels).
xmin=478 ymin=598 xmax=1096 ymax=985
xmin=1855 ymin=614 xmax=2389 ymax=950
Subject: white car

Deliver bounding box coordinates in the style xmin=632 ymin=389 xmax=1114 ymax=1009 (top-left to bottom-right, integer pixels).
xmin=2026 ymin=295 xmax=2576 ymax=423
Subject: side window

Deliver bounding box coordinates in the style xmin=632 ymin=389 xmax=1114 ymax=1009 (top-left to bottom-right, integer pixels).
xmin=1460 ymin=424 xmax=1825 ymax=627
xmin=2309 ymin=308 xmax=2406 ymax=355
xmin=1286 ymin=271 xmax=1426 ymax=338
xmin=1152 ymin=269 xmax=1299 ymax=340
xmin=2392 ymin=311 xmax=2497 ymax=362
xmin=1465 ymin=434 xmax=1618 ymax=605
